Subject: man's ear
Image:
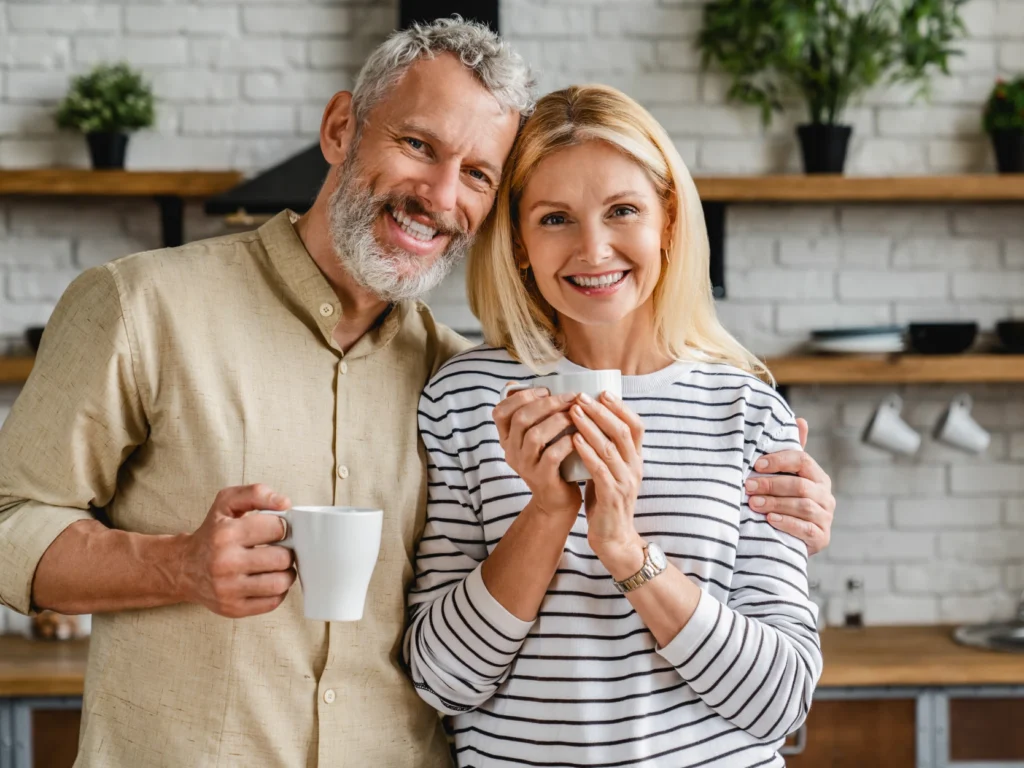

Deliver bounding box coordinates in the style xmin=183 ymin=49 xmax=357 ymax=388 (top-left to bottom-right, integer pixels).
xmin=320 ymin=91 xmax=357 ymax=166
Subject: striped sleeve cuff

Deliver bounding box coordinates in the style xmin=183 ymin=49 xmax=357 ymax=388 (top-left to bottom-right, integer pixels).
xmin=655 ymin=588 xmax=724 ymax=672
xmin=463 ymin=563 xmax=536 ymax=646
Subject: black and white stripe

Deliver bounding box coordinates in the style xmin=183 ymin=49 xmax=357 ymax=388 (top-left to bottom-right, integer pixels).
xmin=404 ymin=346 xmax=821 ymax=767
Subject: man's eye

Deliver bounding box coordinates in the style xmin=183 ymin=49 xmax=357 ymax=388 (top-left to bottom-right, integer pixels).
xmin=540 ymin=213 xmax=566 ymax=226
xmin=467 ymin=168 xmax=489 ymax=184
xmin=404 ymin=138 xmax=425 ymax=151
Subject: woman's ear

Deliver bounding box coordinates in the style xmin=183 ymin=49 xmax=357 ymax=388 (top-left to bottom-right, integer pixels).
xmin=512 ymin=230 xmax=530 ymax=270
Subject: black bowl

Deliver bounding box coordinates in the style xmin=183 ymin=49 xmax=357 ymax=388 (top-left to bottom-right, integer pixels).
xmin=996 ymin=320 xmax=1024 ymax=353
xmin=25 ymin=326 xmax=45 ymax=353
xmin=907 ymin=322 xmax=978 ymax=355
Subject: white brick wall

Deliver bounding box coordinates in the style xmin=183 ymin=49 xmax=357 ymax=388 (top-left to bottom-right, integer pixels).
xmin=1 ymin=0 xmax=1023 ymax=626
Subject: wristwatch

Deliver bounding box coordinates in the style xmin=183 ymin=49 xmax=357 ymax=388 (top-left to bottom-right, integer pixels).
xmin=612 ymin=541 xmax=667 ymax=593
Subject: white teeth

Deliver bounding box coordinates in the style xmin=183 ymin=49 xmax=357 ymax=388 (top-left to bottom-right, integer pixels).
xmin=569 ymin=271 xmax=626 ymax=288
xmin=391 ymin=208 xmax=437 ymax=241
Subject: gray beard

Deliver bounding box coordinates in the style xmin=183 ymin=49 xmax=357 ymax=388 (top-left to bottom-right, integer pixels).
xmin=327 ymin=155 xmax=471 ymax=303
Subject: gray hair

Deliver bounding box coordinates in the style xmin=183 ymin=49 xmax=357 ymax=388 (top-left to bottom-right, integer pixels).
xmin=352 ymin=16 xmax=536 ymax=126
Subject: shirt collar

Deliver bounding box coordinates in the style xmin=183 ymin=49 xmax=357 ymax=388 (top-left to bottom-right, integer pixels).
xmin=258 ymin=210 xmax=411 ymax=356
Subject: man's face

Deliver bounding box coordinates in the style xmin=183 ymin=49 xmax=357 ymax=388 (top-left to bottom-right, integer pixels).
xmin=328 ymin=53 xmax=520 ymax=302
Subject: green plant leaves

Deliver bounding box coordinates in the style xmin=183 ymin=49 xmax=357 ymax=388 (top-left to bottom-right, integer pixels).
xmin=697 ymin=0 xmax=967 ymax=126
xmin=982 ymin=76 xmax=1024 ymax=132
xmin=55 ymin=62 xmax=156 ymax=134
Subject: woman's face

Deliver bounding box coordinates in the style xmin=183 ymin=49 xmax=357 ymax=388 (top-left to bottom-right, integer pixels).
xmin=517 ymin=140 xmax=669 ymax=331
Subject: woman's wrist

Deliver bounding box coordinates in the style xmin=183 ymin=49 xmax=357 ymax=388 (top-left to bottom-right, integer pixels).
xmin=593 ymin=533 xmax=647 ymax=582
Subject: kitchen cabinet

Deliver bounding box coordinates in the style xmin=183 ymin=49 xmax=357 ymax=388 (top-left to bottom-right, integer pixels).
xmin=785 ymin=698 xmax=917 ymax=768
xmin=0 ymin=637 xmax=85 ymax=768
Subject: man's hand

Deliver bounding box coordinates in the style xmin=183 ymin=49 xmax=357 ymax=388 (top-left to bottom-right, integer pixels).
xmin=177 ymin=484 xmax=297 ymax=618
xmin=745 ymin=418 xmax=836 ymax=556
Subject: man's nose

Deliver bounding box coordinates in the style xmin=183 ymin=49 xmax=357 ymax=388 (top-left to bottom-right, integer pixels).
xmin=416 ymin=160 xmax=460 ymax=215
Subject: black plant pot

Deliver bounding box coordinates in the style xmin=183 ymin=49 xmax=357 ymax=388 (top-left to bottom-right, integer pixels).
xmin=86 ymin=132 xmax=129 ymax=169
xmin=797 ymin=124 xmax=852 ymax=174
xmin=991 ymin=129 xmax=1024 ymax=173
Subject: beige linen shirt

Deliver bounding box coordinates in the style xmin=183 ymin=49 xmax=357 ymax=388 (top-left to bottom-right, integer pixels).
xmin=0 ymin=211 xmax=469 ymax=767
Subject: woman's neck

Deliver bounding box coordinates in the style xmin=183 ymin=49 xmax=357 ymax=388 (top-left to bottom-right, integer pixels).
xmin=560 ymin=306 xmax=674 ymax=376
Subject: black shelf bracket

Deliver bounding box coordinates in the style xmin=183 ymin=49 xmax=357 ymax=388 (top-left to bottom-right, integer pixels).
xmin=702 ymin=200 xmax=726 ymax=298
xmin=156 ymin=196 xmax=184 ymax=248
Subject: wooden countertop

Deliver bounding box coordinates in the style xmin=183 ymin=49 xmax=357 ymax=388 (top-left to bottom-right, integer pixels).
xmin=3 ymin=625 xmax=1023 ymax=697
xmin=0 ymin=636 xmax=88 ymax=697
xmin=820 ymin=625 xmax=1024 ymax=687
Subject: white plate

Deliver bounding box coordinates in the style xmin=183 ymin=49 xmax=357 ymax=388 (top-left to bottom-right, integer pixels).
xmin=809 ymin=334 xmax=906 ymax=354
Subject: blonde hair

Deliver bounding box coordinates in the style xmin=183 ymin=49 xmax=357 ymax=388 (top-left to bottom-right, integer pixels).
xmin=468 ymin=84 xmax=771 ymax=382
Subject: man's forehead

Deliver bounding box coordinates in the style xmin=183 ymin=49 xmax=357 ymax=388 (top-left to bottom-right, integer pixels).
xmin=371 ymin=54 xmax=519 ymax=157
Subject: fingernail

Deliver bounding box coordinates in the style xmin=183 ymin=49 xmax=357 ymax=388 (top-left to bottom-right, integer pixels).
xmin=535 ymin=388 xmax=549 ymax=397
xmin=578 ymin=392 xmax=593 ymax=404
xmin=270 ymin=493 xmax=284 ymax=506
xmin=573 ymin=405 xmax=584 ymax=417
xmin=560 ymin=392 xmax=577 ymax=402
xmin=744 ymin=479 xmax=758 ymax=492
xmin=601 ymin=390 xmax=617 ymax=402
xmin=750 ymin=496 xmax=765 ymax=507
xmin=768 ymin=513 xmax=781 ymax=522
xmin=755 ymin=458 xmax=768 ymax=470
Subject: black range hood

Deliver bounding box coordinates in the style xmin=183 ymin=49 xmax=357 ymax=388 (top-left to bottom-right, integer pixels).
xmin=204 ymin=0 xmax=499 ymax=219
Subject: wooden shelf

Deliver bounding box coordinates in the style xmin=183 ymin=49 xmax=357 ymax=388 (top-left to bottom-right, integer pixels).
xmin=3 ymin=355 xmax=1022 ymax=387
xmin=766 ymin=354 xmax=1024 ymax=385
xmin=0 ymin=357 xmax=33 ymax=385
xmin=0 ymin=169 xmax=242 ymax=198
xmin=695 ymin=174 xmax=1024 ymax=203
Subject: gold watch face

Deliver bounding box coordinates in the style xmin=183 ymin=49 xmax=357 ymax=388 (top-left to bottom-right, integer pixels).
xmin=647 ymin=542 xmax=667 ymax=570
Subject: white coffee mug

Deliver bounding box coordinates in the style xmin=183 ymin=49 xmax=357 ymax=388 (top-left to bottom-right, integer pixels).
xmin=862 ymin=394 xmax=921 ymax=455
xmin=934 ymin=394 xmax=990 ymax=454
xmin=257 ymin=506 xmax=383 ymax=622
xmin=503 ymin=369 xmax=622 ymax=482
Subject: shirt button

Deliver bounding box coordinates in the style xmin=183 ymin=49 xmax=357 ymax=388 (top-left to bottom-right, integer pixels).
xmin=319 ymin=303 xmax=334 ymax=317
xmin=337 ymin=465 xmax=349 ymax=479
xmin=340 ymin=361 xmax=348 ymax=375
xmin=323 ymin=689 xmax=336 ymax=704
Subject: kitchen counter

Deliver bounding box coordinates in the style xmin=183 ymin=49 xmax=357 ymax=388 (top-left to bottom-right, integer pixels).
xmin=820 ymin=624 xmax=1024 ymax=687
xmin=3 ymin=625 xmax=1024 ymax=697
xmin=0 ymin=636 xmax=87 ymax=697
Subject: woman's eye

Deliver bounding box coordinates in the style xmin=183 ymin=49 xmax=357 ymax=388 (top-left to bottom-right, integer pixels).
xmin=404 ymin=138 xmax=425 ymax=151
xmin=540 ymin=213 xmax=566 ymax=226
xmin=612 ymin=205 xmax=638 ymax=217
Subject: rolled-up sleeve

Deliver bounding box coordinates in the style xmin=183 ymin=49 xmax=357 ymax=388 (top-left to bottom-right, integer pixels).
xmin=0 ymin=265 xmax=148 ymax=614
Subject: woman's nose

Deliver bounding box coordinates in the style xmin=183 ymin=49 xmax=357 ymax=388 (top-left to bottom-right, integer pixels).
xmin=576 ymin=223 xmax=614 ymax=264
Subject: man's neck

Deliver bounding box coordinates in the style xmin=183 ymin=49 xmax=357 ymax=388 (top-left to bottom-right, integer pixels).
xmin=293 ymin=201 xmax=392 ymax=353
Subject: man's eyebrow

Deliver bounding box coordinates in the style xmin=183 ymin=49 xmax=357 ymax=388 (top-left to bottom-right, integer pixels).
xmin=395 ymin=121 xmax=501 ymax=180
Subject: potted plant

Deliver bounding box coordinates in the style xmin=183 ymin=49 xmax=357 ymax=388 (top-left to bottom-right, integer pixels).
xmin=698 ymin=0 xmax=967 ymax=174
xmin=55 ymin=62 xmax=155 ymax=169
xmin=983 ymin=76 xmax=1024 ymax=173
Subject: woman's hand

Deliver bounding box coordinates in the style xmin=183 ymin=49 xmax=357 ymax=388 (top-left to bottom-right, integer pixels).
xmin=569 ymin=392 xmax=646 ymax=579
xmin=493 ymin=387 xmax=582 ymax=521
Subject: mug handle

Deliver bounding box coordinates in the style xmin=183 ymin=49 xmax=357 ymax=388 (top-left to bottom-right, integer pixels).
xmin=257 ymin=509 xmax=293 ymax=548
xmin=500 ymin=382 xmax=534 ymax=400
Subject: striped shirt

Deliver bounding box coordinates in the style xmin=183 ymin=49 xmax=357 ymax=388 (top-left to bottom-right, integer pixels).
xmin=404 ymin=346 xmax=822 ymax=768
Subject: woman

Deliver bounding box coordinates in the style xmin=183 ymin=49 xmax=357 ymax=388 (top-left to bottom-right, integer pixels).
xmin=404 ymin=85 xmax=821 ymax=768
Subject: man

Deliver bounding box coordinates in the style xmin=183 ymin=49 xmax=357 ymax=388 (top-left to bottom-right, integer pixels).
xmin=0 ymin=18 xmax=836 ymax=768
